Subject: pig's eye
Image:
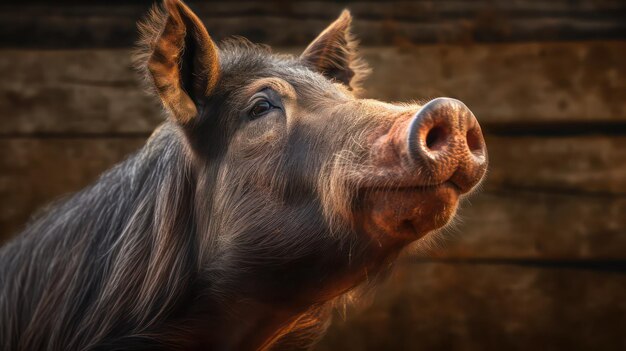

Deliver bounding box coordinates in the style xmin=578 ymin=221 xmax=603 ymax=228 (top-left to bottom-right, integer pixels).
xmin=249 ymin=100 xmax=273 ymax=120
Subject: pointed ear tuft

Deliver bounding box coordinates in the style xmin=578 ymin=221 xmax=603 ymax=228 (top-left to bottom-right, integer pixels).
xmin=133 ymin=0 xmax=220 ymax=125
xmin=300 ymin=10 xmax=370 ymax=94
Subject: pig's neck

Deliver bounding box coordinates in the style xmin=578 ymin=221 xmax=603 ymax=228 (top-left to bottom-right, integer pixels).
xmin=182 ymin=246 xmax=399 ymax=350
xmin=194 ymin=299 xmax=333 ymax=351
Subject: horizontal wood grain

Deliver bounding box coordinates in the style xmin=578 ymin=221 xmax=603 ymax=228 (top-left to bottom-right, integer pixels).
xmin=484 ymin=135 xmax=626 ymax=195
xmin=421 ymin=191 xmax=626 ymax=260
xmin=1 ymin=42 xmax=624 ymax=134
xmin=1 ymin=1 xmax=625 ymax=48
xmin=0 ymin=137 xmax=145 ymax=241
xmin=362 ymin=42 xmax=626 ymax=125
xmin=1 ymin=2 xmax=624 ymax=349
xmin=316 ymin=262 xmax=626 ymax=351
xmin=1 ymin=137 xmax=624 ymax=260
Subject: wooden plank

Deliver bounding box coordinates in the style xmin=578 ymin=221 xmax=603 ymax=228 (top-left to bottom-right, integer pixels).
xmin=361 ymin=42 xmax=626 ymax=124
xmin=419 ymin=191 xmax=626 ymax=260
xmin=316 ymin=262 xmax=626 ymax=351
xmin=0 ymin=137 xmax=145 ymax=243
xmin=1 ymin=1 xmax=625 ymax=48
xmin=0 ymin=50 xmax=162 ymax=135
xmin=1 ymin=42 xmax=624 ymax=134
xmin=1 ymin=138 xmax=625 ymax=259
xmin=484 ymin=135 xmax=626 ymax=195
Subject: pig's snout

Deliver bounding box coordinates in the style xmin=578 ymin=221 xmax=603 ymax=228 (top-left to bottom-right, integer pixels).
xmin=363 ymin=97 xmax=488 ymax=239
xmin=405 ymin=98 xmax=487 ymax=193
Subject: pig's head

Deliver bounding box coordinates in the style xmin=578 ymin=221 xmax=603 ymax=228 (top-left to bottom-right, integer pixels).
xmin=138 ymin=0 xmax=487 ymax=307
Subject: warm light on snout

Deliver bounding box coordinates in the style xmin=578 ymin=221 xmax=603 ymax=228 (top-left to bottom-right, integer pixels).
xmin=407 ymin=97 xmax=487 ymax=193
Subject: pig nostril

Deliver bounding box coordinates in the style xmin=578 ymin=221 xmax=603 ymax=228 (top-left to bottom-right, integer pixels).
xmin=466 ymin=127 xmax=483 ymax=154
xmin=425 ymin=126 xmax=446 ymax=151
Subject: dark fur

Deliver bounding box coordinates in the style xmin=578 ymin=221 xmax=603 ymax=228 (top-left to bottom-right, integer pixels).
xmin=0 ymin=2 xmax=459 ymax=350
xmin=0 ymin=37 xmax=390 ymax=350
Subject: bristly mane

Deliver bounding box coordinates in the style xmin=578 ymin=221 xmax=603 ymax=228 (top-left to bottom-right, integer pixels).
xmin=0 ymin=125 xmax=198 ymax=350
xmin=1 ymin=6 xmax=286 ymax=342
xmin=1 ymin=3 xmax=382 ymax=349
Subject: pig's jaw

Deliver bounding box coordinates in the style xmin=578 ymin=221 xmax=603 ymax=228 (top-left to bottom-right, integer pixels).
xmin=357 ymin=181 xmax=461 ymax=243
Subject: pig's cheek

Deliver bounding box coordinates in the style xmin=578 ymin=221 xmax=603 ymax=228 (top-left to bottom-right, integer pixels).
xmin=234 ymin=122 xmax=285 ymax=159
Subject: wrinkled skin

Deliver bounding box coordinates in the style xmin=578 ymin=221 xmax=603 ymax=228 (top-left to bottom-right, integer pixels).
xmin=0 ymin=0 xmax=487 ymax=350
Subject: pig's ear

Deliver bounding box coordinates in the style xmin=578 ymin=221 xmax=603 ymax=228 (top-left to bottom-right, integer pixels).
xmin=134 ymin=0 xmax=220 ymax=125
xmin=300 ymin=10 xmax=370 ymax=93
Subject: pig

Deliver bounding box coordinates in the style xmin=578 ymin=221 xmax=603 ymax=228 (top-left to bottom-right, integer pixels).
xmin=0 ymin=0 xmax=487 ymax=350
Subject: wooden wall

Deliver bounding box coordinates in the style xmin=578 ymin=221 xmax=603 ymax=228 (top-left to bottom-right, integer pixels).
xmin=0 ymin=1 xmax=625 ymax=350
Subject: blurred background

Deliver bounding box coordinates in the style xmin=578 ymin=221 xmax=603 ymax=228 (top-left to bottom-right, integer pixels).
xmin=0 ymin=1 xmax=624 ymax=350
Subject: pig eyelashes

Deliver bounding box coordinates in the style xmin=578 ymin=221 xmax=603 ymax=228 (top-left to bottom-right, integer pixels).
xmin=249 ymin=100 xmax=276 ymax=120
xmin=245 ymin=89 xmax=284 ymax=121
